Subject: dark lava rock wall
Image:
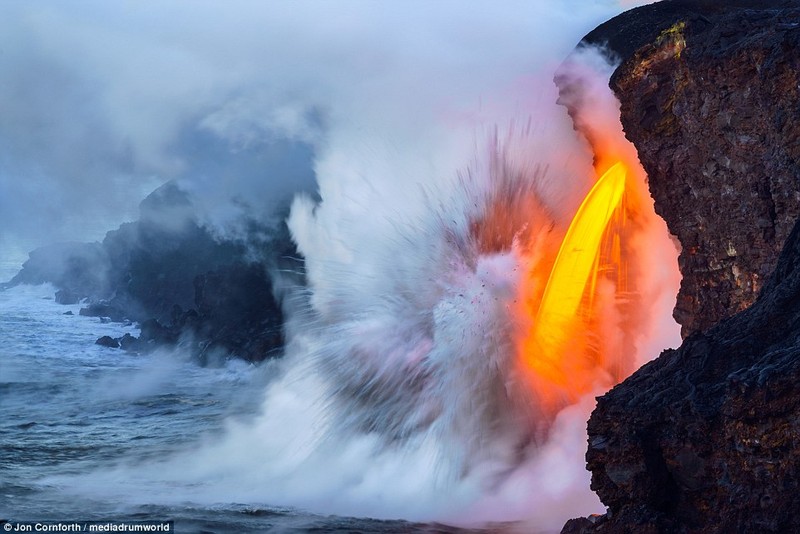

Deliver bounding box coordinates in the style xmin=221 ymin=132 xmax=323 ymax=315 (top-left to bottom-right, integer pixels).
xmin=562 ymin=2 xmax=800 ymax=533
xmin=609 ymin=1 xmax=800 ymax=337
xmin=575 ymin=210 xmax=800 ymax=534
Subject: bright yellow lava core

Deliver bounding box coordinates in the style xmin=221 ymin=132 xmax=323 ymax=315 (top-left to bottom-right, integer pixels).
xmin=524 ymin=161 xmax=627 ymax=390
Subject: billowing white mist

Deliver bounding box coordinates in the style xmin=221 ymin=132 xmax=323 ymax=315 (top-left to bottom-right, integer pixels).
xmin=1 ymin=0 xmax=648 ymax=268
xmin=8 ymin=1 xmax=678 ymax=531
xmin=69 ymin=48 xmax=678 ymax=534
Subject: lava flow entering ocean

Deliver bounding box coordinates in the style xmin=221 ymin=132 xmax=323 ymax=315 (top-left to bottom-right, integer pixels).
xmin=508 ymin=137 xmax=664 ymax=424
xmin=522 ymin=161 xmax=627 ymax=410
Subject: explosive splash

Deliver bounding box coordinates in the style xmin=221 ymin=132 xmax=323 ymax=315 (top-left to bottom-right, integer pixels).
xmin=264 ymin=48 xmax=679 ymax=525
xmin=65 ymin=48 xmax=680 ymax=532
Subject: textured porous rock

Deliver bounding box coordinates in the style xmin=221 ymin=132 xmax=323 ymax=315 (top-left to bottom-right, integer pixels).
xmin=579 ymin=220 xmax=800 ymax=533
xmin=561 ymin=2 xmax=800 ymax=533
xmin=609 ymin=1 xmax=800 ymax=337
xmin=191 ymin=263 xmax=284 ymax=362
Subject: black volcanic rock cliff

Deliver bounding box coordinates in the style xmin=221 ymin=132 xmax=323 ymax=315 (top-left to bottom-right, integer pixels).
xmin=608 ymin=0 xmax=800 ymax=338
xmin=563 ymin=2 xmax=800 ymax=533
xmin=571 ymin=221 xmax=800 ymax=533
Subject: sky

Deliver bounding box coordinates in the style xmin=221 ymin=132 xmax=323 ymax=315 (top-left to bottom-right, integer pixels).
xmin=0 ymin=0 xmax=654 ymax=278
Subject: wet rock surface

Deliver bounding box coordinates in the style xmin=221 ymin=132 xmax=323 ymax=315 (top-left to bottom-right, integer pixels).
xmin=563 ymin=2 xmax=800 ymax=533
xmin=95 ymin=336 xmax=120 ymax=349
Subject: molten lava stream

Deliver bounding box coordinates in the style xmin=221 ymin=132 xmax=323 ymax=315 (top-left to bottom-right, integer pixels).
xmin=521 ymin=161 xmax=633 ymax=416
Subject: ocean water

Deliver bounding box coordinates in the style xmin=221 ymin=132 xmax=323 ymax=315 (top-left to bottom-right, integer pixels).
xmin=0 ymin=283 xmax=486 ymax=533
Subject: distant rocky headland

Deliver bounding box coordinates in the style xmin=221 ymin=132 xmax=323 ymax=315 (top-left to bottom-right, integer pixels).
xmin=7 ymin=181 xmax=300 ymax=363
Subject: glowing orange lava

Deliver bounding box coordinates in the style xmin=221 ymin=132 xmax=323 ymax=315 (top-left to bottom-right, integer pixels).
xmin=518 ymin=160 xmax=644 ymax=416
xmin=526 ymin=162 xmax=625 ymax=378
xmin=468 ymin=107 xmax=679 ymax=429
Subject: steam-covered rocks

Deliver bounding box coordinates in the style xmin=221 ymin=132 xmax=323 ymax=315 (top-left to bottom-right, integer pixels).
xmin=9 ymin=180 xmax=297 ymax=363
xmin=8 ymin=241 xmax=109 ymax=297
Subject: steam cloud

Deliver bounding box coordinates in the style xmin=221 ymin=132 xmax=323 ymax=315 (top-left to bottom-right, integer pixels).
xmin=4 ymin=0 xmax=677 ymax=531
xmin=2 ymin=0 xmax=646 ymax=271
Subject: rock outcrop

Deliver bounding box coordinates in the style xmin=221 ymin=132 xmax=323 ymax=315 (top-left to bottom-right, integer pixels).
xmin=606 ymin=0 xmax=800 ymax=337
xmin=10 ymin=181 xmax=299 ymax=363
xmin=576 ymin=218 xmax=800 ymax=534
xmin=562 ymin=2 xmax=800 ymax=533
xmin=8 ymin=241 xmax=109 ymax=297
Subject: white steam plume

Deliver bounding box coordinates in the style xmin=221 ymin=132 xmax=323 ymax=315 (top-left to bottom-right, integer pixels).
xmin=10 ymin=1 xmax=678 ymax=532
xmin=1 ymin=0 xmax=653 ymax=269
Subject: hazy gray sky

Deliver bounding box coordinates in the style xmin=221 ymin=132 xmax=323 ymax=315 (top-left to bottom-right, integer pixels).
xmin=0 ymin=0 xmax=650 ymax=276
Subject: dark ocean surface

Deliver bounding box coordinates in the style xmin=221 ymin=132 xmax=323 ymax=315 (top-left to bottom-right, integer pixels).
xmin=0 ymin=284 xmax=512 ymax=534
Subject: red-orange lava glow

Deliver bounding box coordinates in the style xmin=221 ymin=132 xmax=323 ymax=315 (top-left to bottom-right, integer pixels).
xmin=515 ymin=155 xmax=654 ymax=419
xmin=467 ymin=121 xmax=675 ymax=427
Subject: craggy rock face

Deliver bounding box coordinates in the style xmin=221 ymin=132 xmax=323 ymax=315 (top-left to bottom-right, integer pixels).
xmin=561 ymin=2 xmax=800 ymax=533
xmin=612 ymin=5 xmax=800 ymax=337
xmin=575 ymin=220 xmax=800 ymax=534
